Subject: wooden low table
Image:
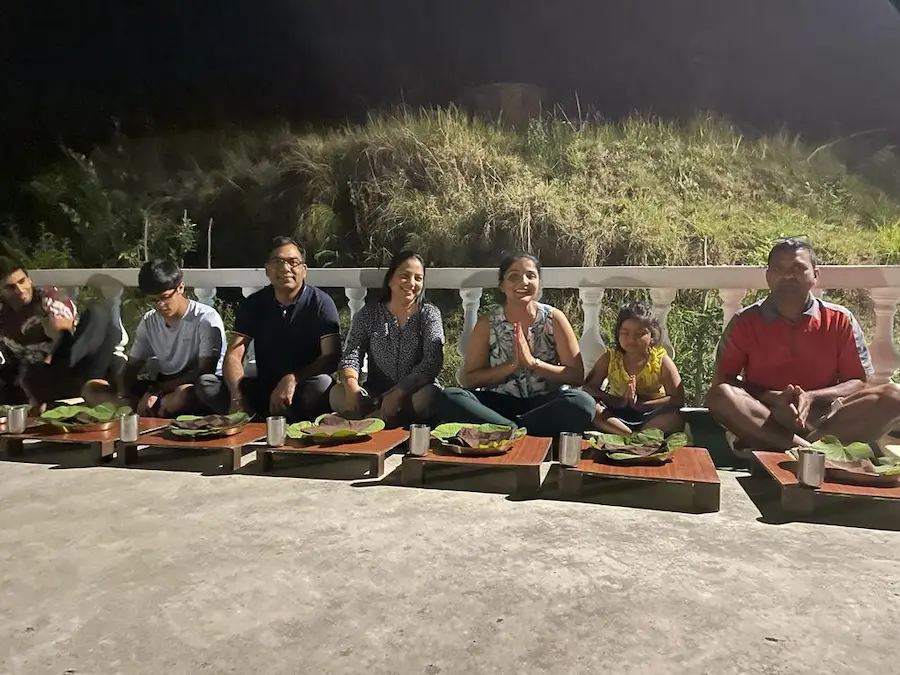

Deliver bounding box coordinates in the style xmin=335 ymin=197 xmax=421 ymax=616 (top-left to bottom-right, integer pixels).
xmin=754 ymin=450 xmax=900 ymax=514
xmin=2 ymin=417 xmax=168 ymax=462
xmin=559 ymin=444 xmax=721 ymax=512
xmin=401 ymin=435 xmax=551 ymax=496
xmin=118 ymin=422 xmax=267 ymax=472
xmin=256 ymin=428 xmax=409 ymax=478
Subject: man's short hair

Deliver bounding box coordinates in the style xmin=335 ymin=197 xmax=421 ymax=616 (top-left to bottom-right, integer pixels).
xmin=138 ymin=259 xmax=184 ymax=296
xmin=0 ymin=256 xmax=27 ymax=281
xmin=767 ymin=237 xmax=818 ymax=269
xmin=267 ymin=236 xmax=305 ymax=261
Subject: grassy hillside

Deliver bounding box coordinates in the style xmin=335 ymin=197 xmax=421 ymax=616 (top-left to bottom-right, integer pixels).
xmin=11 ymin=108 xmax=900 ymax=400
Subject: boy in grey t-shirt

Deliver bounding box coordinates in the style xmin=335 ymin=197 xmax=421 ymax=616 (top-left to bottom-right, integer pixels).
xmin=120 ymin=260 xmax=228 ymax=417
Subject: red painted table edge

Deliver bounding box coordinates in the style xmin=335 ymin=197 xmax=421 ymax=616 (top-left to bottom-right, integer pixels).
xmin=3 ymin=418 xmax=170 ymax=444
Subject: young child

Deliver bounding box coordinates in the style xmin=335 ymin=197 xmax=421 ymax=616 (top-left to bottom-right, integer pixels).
xmin=583 ymin=301 xmax=684 ymax=435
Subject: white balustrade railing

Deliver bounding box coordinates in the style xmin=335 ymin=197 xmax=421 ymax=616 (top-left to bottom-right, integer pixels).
xmin=29 ymin=266 xmax=900 ymax=384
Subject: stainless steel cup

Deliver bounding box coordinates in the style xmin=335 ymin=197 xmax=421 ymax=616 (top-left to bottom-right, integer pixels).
xmin=558 ymin=432 xmax=583 ymax=467
xmin=797 ymin=448 xmax=826 ymax=488
xmin=8 ymin=405 xmax=28 ymax=434
xmin=409 ymin=424 xmax=431 ymax=456
xmin=119 ymin=413 xmax=140 ymax=443
xmin=266 ymin=416 xmax=287 ymax=447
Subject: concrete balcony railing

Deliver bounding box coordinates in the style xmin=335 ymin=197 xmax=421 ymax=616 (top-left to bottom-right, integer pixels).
xmin=28 ymin=266 xmax=900 ymax=384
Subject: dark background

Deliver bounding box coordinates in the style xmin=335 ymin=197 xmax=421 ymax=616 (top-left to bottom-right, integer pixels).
xmin=4 ymin=0 xmax=900 ymax=190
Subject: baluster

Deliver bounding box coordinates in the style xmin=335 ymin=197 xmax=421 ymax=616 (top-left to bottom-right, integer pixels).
xmin=100 ymin=284 xmax=128 ymax=363
xmin=241 ymin=286 xmax=262 ymax=377
xmin=718 ymin=289 xmax=748 ymax=331
xmin=868 ymin=288 xmax=900 ymax=384
xmin=194 ymin=287 xmax=217 ymax=307
xmin=344 ymin=287 xmax=369 ymax=381
xmin=345 ymin=287 xmax=367 ymax=321
xmin=649 ymin=287 xmax=677 ymax=358
xmin=457 ymin=288 xmax=484 ymax=384
xmin=578 ymin=288 xmax=606 ymax=374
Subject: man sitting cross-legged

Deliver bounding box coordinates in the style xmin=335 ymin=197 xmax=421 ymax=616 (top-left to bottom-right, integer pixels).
xmin=706 ymin=238 xmax=900 ymax=456
xmin=108 ymin=260 xmax=227 ymax=417
xmin=204 ymin=236 xmax=340 ymax=421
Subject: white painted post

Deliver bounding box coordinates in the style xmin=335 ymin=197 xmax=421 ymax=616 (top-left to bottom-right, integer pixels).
xmin=718 ymin=289 xmax=748 ymax=331
xmin=240 ymin=286 xmax=263 ymax=378
xmin=194 ymin=287 xmax=217 ymax=307
xmin=868 ymin=288 xmax=900 ymax=384
xmin=100 ymin=284 xmax=128 ymax=362
xmin=345 ymin=287 xmax=367 ymax=321
xmin=649 ymin=287 xmax=678 ymax=358
xmin=578 ymin=287 xmax=606 ymax=374
xmin=457 ymin=288 xmax=483 ymax=384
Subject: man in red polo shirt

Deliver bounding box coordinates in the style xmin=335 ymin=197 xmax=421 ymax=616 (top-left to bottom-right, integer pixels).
xmin=707 ymin=238 xmax=900 ymax=453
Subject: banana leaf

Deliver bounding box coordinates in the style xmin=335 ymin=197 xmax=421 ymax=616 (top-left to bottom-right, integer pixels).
xmin=587 ymin=429 xmax=687 ymax=462
xmin=285 ymin=414 xmax=385 ymax=441
xmin=40 ymin=403 xmax=132 ymax=431
xmin=788 ymin=437 xmax=900 ymax=486
xmin=431 ymin=423 xmax=526 ymax=455
xmin=169 ymin=412 xmax=250 ymax=437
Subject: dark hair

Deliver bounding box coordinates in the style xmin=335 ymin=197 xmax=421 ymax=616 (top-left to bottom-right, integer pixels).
xmin=0 ymin=256 xmax=26 ymax=282
xmin=614 ymin=301 xmax=662 ymax=352
xmin=767 ymin=237 xmax=818 ymax=269
xmin=498 ymin=251 xmax=542 ymax=282
xmin=138 ymin=259 xmax=184 ymax=296
xmin=379 ymin=250 xmax=426 ymax=303
xmin=267 ymin=236 xmax=305 ymax=261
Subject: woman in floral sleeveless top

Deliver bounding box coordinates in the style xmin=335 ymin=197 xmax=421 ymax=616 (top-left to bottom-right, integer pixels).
xmin=435 ymin=253 xmax=596 ymax=438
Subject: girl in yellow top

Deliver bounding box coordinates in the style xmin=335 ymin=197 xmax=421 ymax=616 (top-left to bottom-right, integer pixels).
xmin=583 ymin=301 xmax=685 ymax=435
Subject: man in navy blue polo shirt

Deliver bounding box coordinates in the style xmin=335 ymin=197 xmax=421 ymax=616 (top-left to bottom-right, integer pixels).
xmin=210 ymin=237 xmax=340 ymax=421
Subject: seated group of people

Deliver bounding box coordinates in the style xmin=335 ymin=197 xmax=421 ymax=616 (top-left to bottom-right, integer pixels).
xmin=3 ymin=236 xmax=900 ymax=456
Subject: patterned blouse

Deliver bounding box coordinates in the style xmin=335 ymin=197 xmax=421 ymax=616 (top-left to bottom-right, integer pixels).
xmin=340 ymin=301 xmax=445 ymax=395
xmin=486 ymin=303 xmax=560 ymax=398
xmin=605 ymin=345 xmax=667 ymax=400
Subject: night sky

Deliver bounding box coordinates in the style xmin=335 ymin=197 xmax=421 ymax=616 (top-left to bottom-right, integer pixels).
xmin=4 ymin=0 xmax=900 ymax=183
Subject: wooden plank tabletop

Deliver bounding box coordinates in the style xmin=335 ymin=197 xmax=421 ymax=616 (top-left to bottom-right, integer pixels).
xmin=4 ymin=417 xmax=169 ymax=444
xmin=260 ymin=428 xmax=409 ymax=456
xmin=754 ymin=451 xmax=900 ymax=500
xmin=404 ymin=436 xmax=551 ymax=468
xmin=128 ymin=422 xmax=267 ymax=449
xmin=568 ymin=445 xmax=720 ymax=485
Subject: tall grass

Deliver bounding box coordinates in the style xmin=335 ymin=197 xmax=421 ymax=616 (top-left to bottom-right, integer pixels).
xmin=17 ymin=108 xmax=900 ymax=401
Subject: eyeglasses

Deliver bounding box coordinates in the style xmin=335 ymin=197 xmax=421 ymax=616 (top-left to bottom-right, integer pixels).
xmin=148 ymin=288 xmax=178 ymax=306
xmin=267 ymin=257 xmax=305 ymax=269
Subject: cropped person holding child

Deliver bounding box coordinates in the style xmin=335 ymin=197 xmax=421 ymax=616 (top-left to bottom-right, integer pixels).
xmin=583 ymin=301 xmax=684 ymax=435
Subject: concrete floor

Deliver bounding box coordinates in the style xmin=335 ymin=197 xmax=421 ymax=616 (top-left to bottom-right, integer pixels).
xmin=1 ymin=445 xmax=899 ymax=675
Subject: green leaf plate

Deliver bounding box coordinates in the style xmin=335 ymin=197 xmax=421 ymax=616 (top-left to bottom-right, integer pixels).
xmin=40 ymin=403 xmax=132 ymax=432
xmin=168 ymin=412 xmax=250 ymax=438
xmin=587 ymin=429 xmax=688 ymax=465
xmin=788 ymin=437 xmax=900 ymax=487
xmin=430 ymin=423 xmax=526 ymax=456
xmin=285 ymin=414 xmax=385 ymax=444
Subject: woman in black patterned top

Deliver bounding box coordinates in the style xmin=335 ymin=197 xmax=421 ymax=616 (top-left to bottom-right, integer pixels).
xmin=330 ymin=251 xmax=444 ymax=426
